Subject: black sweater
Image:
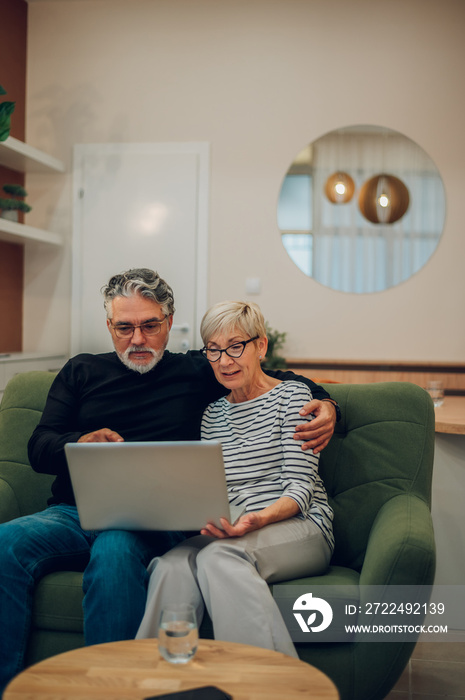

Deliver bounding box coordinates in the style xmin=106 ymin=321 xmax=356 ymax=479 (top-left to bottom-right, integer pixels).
xmin=28 ymin=350 xmax=330 ymax=506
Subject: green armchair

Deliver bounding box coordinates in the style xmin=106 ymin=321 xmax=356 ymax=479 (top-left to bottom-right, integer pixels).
xmin=0 ymin=372 xmax=436 ymax=700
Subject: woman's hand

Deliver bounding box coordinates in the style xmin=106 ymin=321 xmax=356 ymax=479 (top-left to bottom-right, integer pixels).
xmin=200 ymin=497 xmax=301 ymax=539
xmin=293 ymin=399 xmax=336 ymax=454
xmin=201 ymin=512 xmax=264 ymax=539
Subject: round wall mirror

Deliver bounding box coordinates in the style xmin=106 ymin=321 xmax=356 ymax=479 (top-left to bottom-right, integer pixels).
xmin=277 ymin=125 xmax=446 ymax=293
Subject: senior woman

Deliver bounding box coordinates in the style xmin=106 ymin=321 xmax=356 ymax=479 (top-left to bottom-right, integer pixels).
xmin=136 ymin=301 xmax=334 ymax=656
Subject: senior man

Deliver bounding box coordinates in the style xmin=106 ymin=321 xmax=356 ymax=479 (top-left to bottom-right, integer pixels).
xmin=0 ymin=268 xmax=338 ymax=692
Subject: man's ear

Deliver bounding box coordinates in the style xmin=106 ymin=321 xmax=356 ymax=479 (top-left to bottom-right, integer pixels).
xmin=167 ymin=314 xmax=174 ymax=331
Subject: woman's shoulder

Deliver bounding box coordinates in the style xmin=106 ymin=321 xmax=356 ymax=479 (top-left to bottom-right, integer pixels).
xmin=203 ymin=394 xmax=229 ymax=414
xmin=273 ymin=380 xmax=313 ymax=400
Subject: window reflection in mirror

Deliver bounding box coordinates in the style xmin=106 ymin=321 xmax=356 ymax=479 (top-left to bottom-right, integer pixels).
xmin=277 ymin=126 xmax=446 ymax=293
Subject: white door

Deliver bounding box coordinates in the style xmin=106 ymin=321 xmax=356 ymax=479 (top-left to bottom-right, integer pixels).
xmin=72 ymin=143 xmax=209 ymax=355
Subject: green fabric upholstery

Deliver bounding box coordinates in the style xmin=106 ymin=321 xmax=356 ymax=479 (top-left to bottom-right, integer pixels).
xmin=0 ymin=371 xmax=55 ymax=522
xmin=0 ymin=373 xmax=436 ymax=699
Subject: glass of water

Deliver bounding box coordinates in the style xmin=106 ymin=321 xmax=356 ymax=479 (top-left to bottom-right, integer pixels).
xmin=426 ymin=380 xmax=444 ymax=408
xmin=158 ymin=603 xmax=198 ymax=664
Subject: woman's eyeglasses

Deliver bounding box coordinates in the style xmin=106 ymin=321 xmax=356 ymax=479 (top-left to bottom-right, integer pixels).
xmin=201 ymin=336 xmax=259 ymax=362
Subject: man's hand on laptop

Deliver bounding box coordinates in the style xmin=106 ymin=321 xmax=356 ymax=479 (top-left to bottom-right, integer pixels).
xmin=77 ymin=428 xmax=124 ymax=443
xmin=293 ymin=399 xmax=336 ymax=454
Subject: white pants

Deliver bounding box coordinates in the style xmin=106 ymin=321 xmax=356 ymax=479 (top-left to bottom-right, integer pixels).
xmin=136 ymin=517 xmax=331 ymax=657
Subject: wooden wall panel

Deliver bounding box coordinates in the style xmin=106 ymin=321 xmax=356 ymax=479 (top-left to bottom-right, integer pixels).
xmin=0 ymin=0 xmax=27 ymax=351
xmin=0 ymin=0 xmax=27 ymax=141
xmin=0 ymin=241 xmax=24 ymax=352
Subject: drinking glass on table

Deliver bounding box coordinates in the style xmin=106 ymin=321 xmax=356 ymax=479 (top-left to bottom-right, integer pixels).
xmin=426 ymin=380 xmax=444 ymax=408
xmin=158 ymin=603 xmax=198 ymax=664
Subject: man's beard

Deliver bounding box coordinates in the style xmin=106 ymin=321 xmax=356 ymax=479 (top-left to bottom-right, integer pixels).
xmin=116 ymin=344 xmax=165 ymax=374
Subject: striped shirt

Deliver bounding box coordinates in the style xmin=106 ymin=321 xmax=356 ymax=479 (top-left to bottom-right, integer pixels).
xmin=201 ymin=381 xmax=334 ymax=551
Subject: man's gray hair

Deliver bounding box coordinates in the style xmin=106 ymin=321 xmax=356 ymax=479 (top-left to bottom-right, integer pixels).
xmin=102 ymin=268 xmax=175 ymax=318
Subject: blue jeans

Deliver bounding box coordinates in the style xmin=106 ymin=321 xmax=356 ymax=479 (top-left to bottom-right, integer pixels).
xmin=0 ymin=504 xmax=184 ymax=693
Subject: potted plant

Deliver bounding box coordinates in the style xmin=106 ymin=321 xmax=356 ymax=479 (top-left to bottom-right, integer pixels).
xmin=0 ymin=85 xmax=15 ymax=142
xmin=0 ymin=183 xmax=32 ymax=221
xmin=262 ymin=322 xmax=288 ymax=370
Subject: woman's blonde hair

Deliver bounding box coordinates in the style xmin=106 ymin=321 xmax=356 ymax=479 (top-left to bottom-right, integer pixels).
xmin=200 ymin=301 xmax=267 ymax=345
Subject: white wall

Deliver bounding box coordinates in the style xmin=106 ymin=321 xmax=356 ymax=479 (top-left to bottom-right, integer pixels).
xmin=24 ymin=0 xmax=465 ymax=362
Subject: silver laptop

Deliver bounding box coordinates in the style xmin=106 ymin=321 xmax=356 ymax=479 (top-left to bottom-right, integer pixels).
xmin=65 ymin=441 xmax=244 ymax=531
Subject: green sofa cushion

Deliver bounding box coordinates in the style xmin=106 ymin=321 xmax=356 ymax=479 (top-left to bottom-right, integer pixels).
xmin=319 ymin=382 xmax=434 ymax=571
xmin=32 ymin=572 xmax=84 ymax=633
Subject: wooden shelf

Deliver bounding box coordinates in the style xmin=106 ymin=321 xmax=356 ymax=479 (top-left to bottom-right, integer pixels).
xmin=286 ymin=358 xmax=465 ymax=395
xmin=0 ymin=217 xmax=63 ymax=246
xmin=0 ymin=136 xmax=65 ymax=174
xmin=0 ymin=137 xmax=65 ymax=245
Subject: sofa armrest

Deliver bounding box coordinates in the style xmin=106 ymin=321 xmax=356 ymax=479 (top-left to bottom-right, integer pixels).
xmin=0 ymin=477 xmax=21 ymax=523
xmin=0 ymin=371 xmax=57 ymax=520
xmin=0 ymin=463 xmax=54 ymax=522
xmin=360 ymin=493 xmax=436 ymax=588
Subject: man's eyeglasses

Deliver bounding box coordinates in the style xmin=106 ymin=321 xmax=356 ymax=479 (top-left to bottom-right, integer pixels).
xmin=109 ymin=317 xmax=168 ymax=339
xmin=202 ymin=336 xmax=259 ymax=362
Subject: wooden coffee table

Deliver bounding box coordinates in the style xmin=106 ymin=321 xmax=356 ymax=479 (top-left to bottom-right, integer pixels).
xmin=4 ymin=639 xmax=339 ymax=699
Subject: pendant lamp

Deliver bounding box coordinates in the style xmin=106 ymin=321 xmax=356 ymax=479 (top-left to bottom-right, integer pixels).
xmin=324 ymin=171 xmax=355 ymax=204
xmin=358 ymin=174 xmax=410 ymax=224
